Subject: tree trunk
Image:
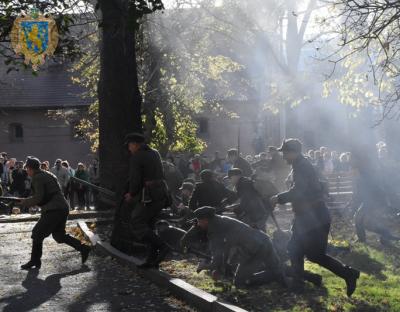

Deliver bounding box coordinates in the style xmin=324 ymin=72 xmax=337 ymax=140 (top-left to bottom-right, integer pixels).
xmin=97 ymin=0 xmax=142 ymax=199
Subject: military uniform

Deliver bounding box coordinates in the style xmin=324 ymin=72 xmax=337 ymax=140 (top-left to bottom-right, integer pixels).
xmin=21 ymin=162 xmax=89 ymax=269
xmin=189 ymin=173 xmax=236 ymax=213
xmin=121 ymin=134 xmax=170 ymax=267
xmin=233 ymin=156 xmax=253 ymax=178
xmin=204 ymin=212 xmax=284 ymax=287
xmin=275 ymin=139 xmax=359 ymax=297
xmin=234 ymin=177 xmax=268 ymax=231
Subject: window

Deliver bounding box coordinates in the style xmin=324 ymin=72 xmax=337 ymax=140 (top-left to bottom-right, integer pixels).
xmin=9 ymin=123 xmax=24 ymax=143
xmin=198 ymin=118 xmax=209 ymax=135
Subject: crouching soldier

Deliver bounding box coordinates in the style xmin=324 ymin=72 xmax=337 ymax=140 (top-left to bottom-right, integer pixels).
xmin=191 ymin=206 xmax=287 ymax=288
xmin=227 ymin=168 xmax=268 ymax=231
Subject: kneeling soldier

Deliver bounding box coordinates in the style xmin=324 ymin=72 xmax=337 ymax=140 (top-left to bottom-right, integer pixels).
xmin=192 ymin=206 xmax=287 ymax=287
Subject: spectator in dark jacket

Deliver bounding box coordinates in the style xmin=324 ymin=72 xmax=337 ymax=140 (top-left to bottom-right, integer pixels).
xmin=74 ymin=163 xmax=90 ymax=210
xmin=10 ymin=161 xmax=29 ymax=197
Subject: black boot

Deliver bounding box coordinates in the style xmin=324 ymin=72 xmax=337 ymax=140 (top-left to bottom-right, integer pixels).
xmin=81 ymin=245 xmax=91 ymax=264
xmin=138 ymin=244 xmax=159 ymax=269
xmin=312 ymin=254 xmax=361 ymax=297
xmin=21 ymin=239 xmax=42 ymax=270
xmin=63 ymin=234 xmax=91 ymax=264
xmin=21 ymin=260 xmax=41 ymax=270
xmin=344 ymin=267 xmax=360 ymax=297
xmin=138 ymin=232 xmax=169 ymax=269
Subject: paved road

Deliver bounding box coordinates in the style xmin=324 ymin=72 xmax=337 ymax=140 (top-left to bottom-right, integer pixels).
xmin=0 ymin=221 xmax=194 ymax=312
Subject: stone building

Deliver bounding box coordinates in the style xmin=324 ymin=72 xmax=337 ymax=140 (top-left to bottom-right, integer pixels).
xmin=0 ymin=62 xmax=92 ymax=166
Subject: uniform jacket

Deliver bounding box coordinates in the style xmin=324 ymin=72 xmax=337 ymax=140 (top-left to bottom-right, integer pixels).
xmin=234 ymin=177 xmax=267 ymax=223
xmin=128 ymin=144 xmax=166 ymax=199
xmin=207 ymin=215 xmax=274 ymax=270
xmin=22 ymin=170 xmax=69 ymax=213
xmin=189 ymin=180 xmax=236 ymax=211
xmin=277 ymin=155 xmax=330 ymax=232
xmin=234 ymin=157 xmax=253 ymax=177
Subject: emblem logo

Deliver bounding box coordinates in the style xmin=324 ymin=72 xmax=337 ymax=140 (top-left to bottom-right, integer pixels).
xmin=11 ymin=10 xmax=59 ymax=70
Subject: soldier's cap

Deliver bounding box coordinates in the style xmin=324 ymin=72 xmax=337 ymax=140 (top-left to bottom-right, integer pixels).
xmin=277 ymin=139 xmax=302 ymax=153
xmin=124 ymin=132 xmax=145 ymax=145
xmin=193 ymin=206 xmax=216 ymax=220
xmin=227 ymin=168 xmax=242 ymax=178
xmin=179 ymin=182 xmax=194 ymax=192
xmin=25 ymin=156 xmax=41 ymax=170
xmin=200 ymin=169 xmax=214 ymax=181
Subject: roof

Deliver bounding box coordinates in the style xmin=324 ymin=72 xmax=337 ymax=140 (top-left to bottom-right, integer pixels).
xmin=0 ymin=61 xmax=91 ymax=109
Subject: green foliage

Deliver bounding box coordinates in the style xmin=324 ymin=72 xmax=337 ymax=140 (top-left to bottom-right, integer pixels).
xmin=321 ymin=42 xmax=396 ymax=115
xmin=148 ymin=109 xmax=206 ymax=154
xmin=69 ymin=12 xmax=243 ymax=153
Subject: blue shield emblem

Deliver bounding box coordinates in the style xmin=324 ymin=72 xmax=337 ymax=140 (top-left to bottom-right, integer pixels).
xmin=21 ymin=21 xmax=49 ymax=54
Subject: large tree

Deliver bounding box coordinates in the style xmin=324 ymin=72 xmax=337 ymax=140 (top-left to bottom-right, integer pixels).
xmin=0 ymin=0 xmax=163 ymax=200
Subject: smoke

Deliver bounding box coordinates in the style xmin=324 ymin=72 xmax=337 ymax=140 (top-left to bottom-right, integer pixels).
xmin=144 ymin=0 xmax=398 ymax=158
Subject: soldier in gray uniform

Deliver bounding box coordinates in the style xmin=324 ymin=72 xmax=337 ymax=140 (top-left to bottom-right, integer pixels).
xmin=227 ymin=168 xmax=269 ymax=231
xmin=18 ymin=157 xmax=90 ymax=270
xmin=122 ymin=133 xmax=170 ymax=268
xmin=191 ymin=206 xmax=287 ymax=288
xmin=270 ymin=139 xmax=360 ymax=297
xmin=189 ymin=169 xmax=236 ymax=213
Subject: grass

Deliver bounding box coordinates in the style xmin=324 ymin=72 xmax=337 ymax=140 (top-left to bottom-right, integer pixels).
xmin=159 ymin=211 xmax=400 ymax=312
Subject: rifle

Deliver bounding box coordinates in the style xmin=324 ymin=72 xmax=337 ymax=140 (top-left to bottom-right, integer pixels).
xmin=0 ymin=196 xmax=22 ymax=203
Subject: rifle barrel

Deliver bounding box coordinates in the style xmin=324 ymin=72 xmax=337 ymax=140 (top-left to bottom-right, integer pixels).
xmin=70 ymin=177 xmax=116 ymax=197
xmin=0 ymin=197 xmax=21 ymax=201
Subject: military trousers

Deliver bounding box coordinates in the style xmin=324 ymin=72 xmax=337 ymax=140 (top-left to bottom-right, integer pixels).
xmin=288 ymin=221 xmax=351 ymax=281
xmin=30 ymin=209 xmax=85 ymax=262
xmin=234 ymin=245 xmax=284 ymax=287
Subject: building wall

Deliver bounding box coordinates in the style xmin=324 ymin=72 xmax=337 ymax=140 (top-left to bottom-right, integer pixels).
xmin=0 ymin=109 xmax=93 ymax=166
xmin=198 ymin=100 xmax=282 ymax=158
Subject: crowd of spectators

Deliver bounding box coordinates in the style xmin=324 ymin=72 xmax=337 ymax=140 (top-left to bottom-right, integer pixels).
xmin=0 ymin=152 xmax=99 ymax=213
